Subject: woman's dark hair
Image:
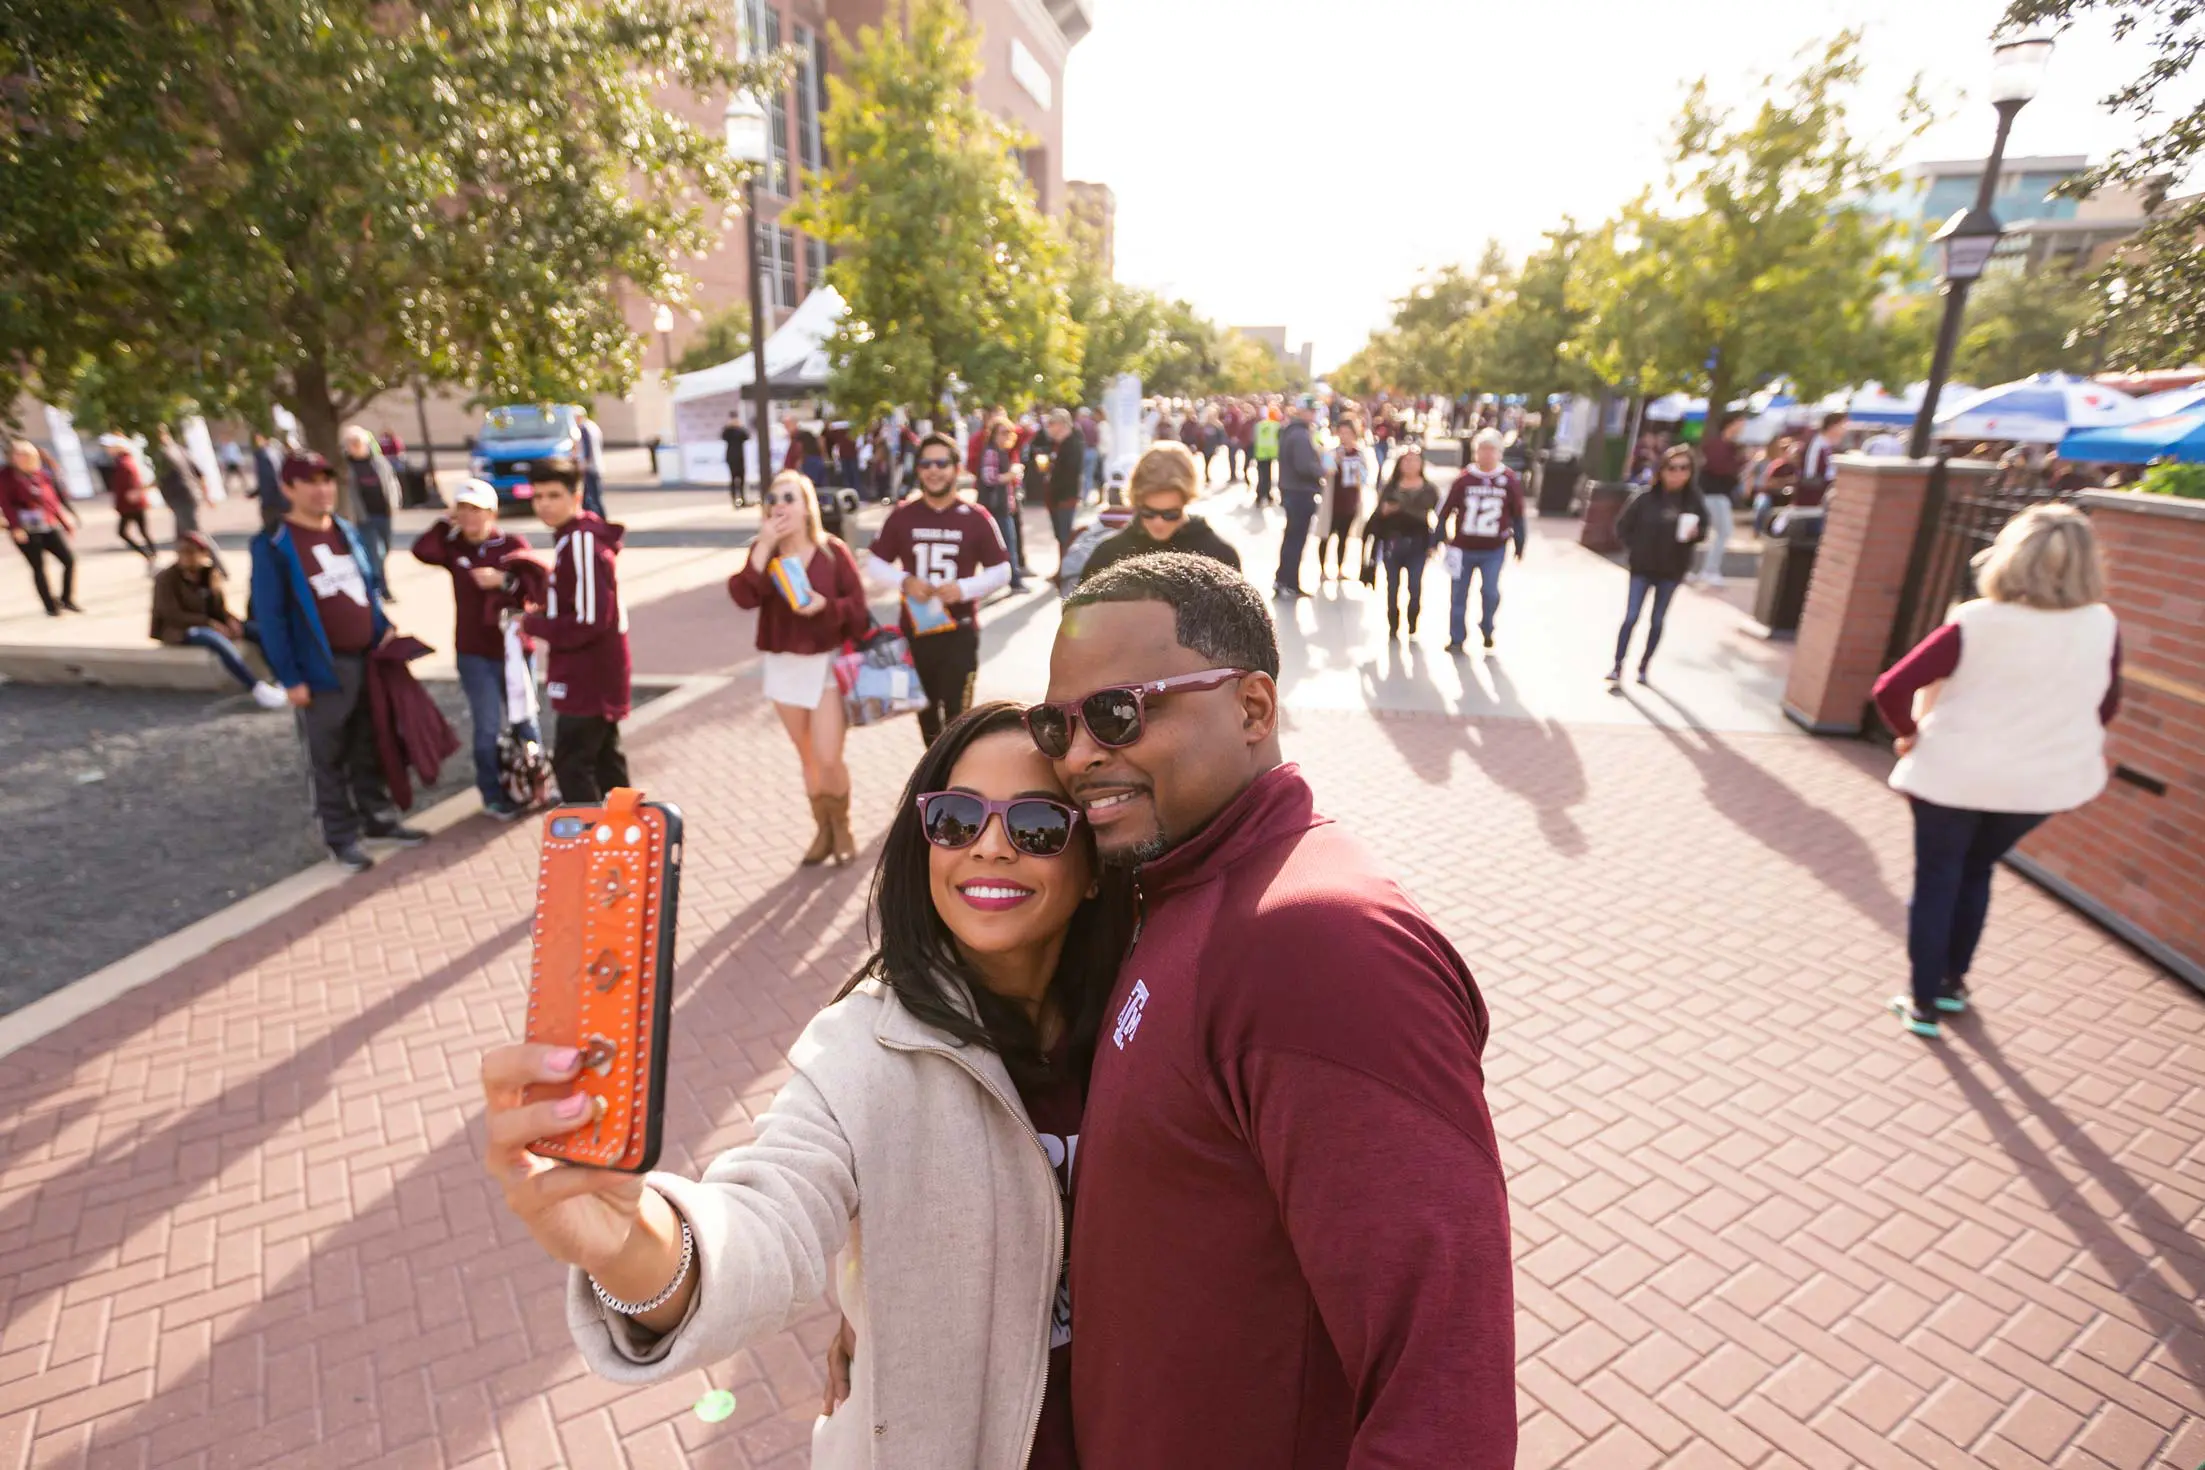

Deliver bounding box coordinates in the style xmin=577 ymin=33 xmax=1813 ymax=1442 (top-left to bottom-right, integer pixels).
xmin=1383 ymin=445 xmax=1425 ymax=493
xmin=838 ymin=702 xmax=1134 ymax=1087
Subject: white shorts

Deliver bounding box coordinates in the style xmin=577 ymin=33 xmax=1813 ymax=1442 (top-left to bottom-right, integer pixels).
xmin=762 ymin=650 xmax=835 ymax=710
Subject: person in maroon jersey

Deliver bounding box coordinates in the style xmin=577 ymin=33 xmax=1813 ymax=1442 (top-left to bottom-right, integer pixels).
xmin=520 ymin=458 xmax=632 ymax=803
xmin=1435 ymin=427 xmax=1528 ymax=653
xmin=862 ymin=431 xmax=1011 ymax=745
xmin=1028 ymin=552 xmax=1514 ymax=1468
xmin=412 ymin=479 xmax=540 ymax=818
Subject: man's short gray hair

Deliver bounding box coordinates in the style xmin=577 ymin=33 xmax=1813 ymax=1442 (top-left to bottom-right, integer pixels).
xmin=1471 ymin=428 xmax=1504 ymax=452
xmin=1047 ymin=408 xmax=1073 ymax=427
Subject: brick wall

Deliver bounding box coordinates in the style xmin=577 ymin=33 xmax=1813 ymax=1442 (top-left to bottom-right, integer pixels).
xmin=2009 ymin=490 xmax=2205 ymax=989
xmin=1782 ymin=457 xmax=1998 ymax=734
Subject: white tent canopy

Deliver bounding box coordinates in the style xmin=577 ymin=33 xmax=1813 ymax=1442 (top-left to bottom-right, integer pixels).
xmin=673 ymin=285 xmax=844 ymax=404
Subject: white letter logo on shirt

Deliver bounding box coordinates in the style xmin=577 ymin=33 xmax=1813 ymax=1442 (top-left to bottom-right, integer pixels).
xmin=307 ymin=543 xmax=369 ymax=606
xmin=1111 ymin=979 xmax=1150 ymax=1051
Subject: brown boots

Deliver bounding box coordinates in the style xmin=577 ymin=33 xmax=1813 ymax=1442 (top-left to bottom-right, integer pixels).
xmin=802 ymin=793 xmax=857 ymax=867
xmin=801 ymin=795 xmax=836 ymax=866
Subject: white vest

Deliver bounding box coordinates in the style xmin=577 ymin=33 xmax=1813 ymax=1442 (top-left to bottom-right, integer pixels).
xmin=1890 ymin=599 xmax=2117 ymax=814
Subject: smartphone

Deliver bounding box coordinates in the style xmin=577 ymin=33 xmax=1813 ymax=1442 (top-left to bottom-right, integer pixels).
xmin=523 ymin=788 xmax=683 ymax=1173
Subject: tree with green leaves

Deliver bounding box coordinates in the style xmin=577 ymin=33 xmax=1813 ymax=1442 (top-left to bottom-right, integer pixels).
xmin=1 ymin=1 xmax=791 ymax=456
xmin=1568 ymin=34 xmax=1929 ymax=418
xmin=2002 ymin=0 xmax=2205 ymax=367
xmin=788 ymin=0 xmax=1080 ymax=420
xmin=675 ymin=304 xmax=754 ymax=376
xmin=1954 ymin=266 xmax=2101 ymax=384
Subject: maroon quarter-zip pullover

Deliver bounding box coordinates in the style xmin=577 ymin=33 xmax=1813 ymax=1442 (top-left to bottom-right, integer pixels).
xmin=1069 ymin=764 xmax=1515 ymax=1469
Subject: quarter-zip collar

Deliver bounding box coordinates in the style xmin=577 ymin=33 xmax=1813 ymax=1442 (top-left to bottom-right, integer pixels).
xmin=1135 ymin=761 xmax=1324 ymax=900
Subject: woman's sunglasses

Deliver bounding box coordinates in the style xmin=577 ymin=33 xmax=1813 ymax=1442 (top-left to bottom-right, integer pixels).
xmin=916 ymin=792 xmax=1081 ymax=857
xmin=1024 ymin=667 xmax=1250 ymax=760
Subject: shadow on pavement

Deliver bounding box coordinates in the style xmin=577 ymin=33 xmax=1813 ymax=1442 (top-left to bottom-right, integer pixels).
xmin=1622 ymin=683 xmax=1903 ymax=934
xmin=1940 ymin=1020 xmax=2205 ymax=1389
xmin=2 ymin=814 xmax=517 ymax=1121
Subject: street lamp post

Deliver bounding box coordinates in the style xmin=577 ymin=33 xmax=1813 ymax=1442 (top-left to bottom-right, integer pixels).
xmin=724 ymin=91 xmax=774 ymax=506
xmin=1906 ymin=35 xmax=2055 ymax=460
xmin=653 ymin=302 xmax=678 ymax=485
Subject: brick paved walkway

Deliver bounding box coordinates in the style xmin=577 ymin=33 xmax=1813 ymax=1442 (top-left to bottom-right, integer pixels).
xmin=2 ymin=487 xmax=2201 ymax=1468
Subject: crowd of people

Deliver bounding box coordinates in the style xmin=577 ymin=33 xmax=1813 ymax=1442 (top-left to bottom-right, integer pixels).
xmin=3 ymin=374 xmax=2133 ymax=1462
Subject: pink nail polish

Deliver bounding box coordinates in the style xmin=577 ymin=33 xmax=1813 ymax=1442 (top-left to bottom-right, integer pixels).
xmin=559 ymin=1092 xmax=590 ymax=1119
xmin=547 ymin=1047 xmax=579 ymax=1071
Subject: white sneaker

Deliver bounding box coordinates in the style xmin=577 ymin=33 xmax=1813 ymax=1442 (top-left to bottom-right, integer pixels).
xmin=251 ymin=681 xmax=289 ymax=710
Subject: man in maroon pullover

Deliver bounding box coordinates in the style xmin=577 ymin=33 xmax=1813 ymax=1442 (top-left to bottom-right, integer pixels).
xmin=1032 ymin=553 xmax=1515 ymax=1468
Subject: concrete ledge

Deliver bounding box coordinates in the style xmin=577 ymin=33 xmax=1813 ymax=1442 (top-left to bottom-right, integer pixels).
xmin=2078 ymin=488 xmax=2205 ymax=523
xmin=2005 ymin=852 xmax=2205 ymax=997
xmin=0 ymin=643 xmax=255 ymax=690
xmin=0 ymin=672 xmax=731 ymax=1061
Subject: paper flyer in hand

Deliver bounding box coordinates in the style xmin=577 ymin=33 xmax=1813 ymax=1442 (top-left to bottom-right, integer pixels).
xmin=904 ymin=594 xmax=957 ymax=637
xmin=770 ymin=555 xmax=815 ymax=610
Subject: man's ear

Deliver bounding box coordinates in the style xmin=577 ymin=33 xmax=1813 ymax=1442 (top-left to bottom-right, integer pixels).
xmin=1240 ymin=671 xmax=1280 ymax=746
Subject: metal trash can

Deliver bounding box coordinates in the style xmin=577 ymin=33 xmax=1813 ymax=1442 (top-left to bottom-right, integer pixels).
xmin=1579 ymin=481 xmax=1632 ymax=553
xmin=1537 ymin=451 xmax=1582 ymax=517
xmin=1754 ymin=508 xmax=1824 ymax=634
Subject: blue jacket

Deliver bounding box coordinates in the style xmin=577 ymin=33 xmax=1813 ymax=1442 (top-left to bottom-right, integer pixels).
xmin=249 ymin=518 xmax=391 ymax=692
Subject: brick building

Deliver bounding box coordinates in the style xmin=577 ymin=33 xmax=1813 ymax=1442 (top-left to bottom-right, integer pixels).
xmin=354 ymin=0 xmax=1094 ymax=452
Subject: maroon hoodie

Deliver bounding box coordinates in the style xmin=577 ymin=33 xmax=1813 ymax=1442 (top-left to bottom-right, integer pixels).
xmin=521 ymin=513 xmax=631 ymax=721
xmin=1069 ymin=764 xmax=1515 ymax=1469
xmin=410 ymin=520 xmax=534 ymax=660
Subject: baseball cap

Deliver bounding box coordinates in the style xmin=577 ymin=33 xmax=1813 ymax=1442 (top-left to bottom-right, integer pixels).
xmin=1296 ymin=394 xmax=1318 ymax=411
xmin=452 ymin=479 xmax=499 ymax=510
xmin=280 ymin=451 xmax=335 ymax=484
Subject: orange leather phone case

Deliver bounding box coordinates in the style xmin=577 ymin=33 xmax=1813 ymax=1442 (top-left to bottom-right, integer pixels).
xmin=524 ymin=788 xmax=682 ymax=1172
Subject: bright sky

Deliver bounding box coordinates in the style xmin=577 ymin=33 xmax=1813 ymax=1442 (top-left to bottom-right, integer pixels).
xmin=1062 ymin=0 xmax=2165 ymax=374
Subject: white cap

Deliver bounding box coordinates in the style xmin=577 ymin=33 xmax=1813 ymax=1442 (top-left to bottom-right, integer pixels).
xmin=452 ymin=479 xmax=498 ymax=510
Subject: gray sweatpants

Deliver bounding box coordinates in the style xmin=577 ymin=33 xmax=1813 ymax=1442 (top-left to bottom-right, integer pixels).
xmin=297 ymin=653 xmax=395 ymax=848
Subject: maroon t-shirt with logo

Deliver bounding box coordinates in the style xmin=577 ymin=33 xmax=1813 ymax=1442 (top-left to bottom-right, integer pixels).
xmin=867 ymin=496 xmax=1007 ymax=634
xmin=1016 ymin=1045 xmax=1083 ymax=1470
xmin=292 ymin=523 xmax=376 ymax=653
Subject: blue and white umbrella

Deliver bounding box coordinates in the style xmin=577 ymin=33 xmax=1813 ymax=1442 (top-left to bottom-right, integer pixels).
xmin=2060 ymin=406 xmax=2205 ymax=465
xmin=1932 ymin=372 xmax=2147 ymax=445
xmin=2132 ymin=384 xmax=2205 ymax=419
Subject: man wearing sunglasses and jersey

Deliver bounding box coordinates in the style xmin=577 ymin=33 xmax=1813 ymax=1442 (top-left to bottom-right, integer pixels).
xmin=862 ymin=430 xmax=1011 ymax=744
xmin=1074 ymin=440 xmax=1240 ymax=588
xmin=1031 ymin=553 xmax=1515 ymax=1469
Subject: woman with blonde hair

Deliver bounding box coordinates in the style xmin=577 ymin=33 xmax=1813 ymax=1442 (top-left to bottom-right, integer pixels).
xmin=1872 ymin=505 xmax=2122 ymax=1037
xmin=1074 ymin=439 xmax=1241 ymax=585
xmin=728 ymin=470 xmax=872 ymax=865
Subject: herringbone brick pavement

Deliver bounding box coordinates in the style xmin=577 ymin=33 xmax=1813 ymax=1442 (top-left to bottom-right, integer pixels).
xmin=2 ymin=616 xmax=2201 ymax=1465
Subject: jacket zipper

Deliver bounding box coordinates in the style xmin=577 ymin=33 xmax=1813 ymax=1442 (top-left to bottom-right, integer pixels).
xmin=874 ymin=1034 xmax=1062 ymax=1468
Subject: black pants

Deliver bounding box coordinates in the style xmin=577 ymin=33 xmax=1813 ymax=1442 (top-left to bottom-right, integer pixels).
xmin=117 ymin=509 xmax=156 ymax=559
xmin=1906 ymin=799 xmax=2046 ymax=1014
xmin=15 ymin=529 xmax=77 ymax=613
xmin=909 ymin=624 xmax=979 ymax=746
xmin=553 ymin=714 xmax=629 ymax=804
xmin=298 ymin=653 xmax=397 ymax=848
xmin=1254 ymin=458 xmax=1274 ymax=504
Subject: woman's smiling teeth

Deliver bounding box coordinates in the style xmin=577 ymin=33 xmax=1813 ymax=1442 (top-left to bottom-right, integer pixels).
xmin=957 ymin=881 xmax=1036 ymax=910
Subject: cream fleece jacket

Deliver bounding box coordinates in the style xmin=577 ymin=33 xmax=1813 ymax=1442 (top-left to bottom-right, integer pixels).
xmin=566 ymin=979 xmax=1063 ymax=1468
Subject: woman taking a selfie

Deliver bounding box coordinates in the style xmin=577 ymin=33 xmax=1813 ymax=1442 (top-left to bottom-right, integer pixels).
xmin=480 ymin=702 xmax=1132 ymax=1468
xmin=728 ymin=471 xmax=870 ymax=865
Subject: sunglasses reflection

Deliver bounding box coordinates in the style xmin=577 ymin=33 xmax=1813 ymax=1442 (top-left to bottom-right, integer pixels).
xmin=918 ymin=792 xmax=1079 ymax=857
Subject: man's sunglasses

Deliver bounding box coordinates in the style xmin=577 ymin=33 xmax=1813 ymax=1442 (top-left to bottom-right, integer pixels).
xmin=1137 ymin=505 xmax=1185 ymax=523
xmin=916 ymin=456 xmax=958 ymax=470
xmin=916 ymin=792 xmax=1081 ymax=857
xmin=1024 ymin=668 xmax=1250 ymax=760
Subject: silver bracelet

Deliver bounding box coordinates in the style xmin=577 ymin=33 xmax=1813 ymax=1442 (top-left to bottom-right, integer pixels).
xmin=590 ymin=1215 xmax=694 ymax=1317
